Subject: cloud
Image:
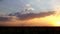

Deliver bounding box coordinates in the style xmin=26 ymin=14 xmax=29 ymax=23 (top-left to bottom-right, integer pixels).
xmin=0 ymin=11 xmax=55 ymax=22
xmin=0 ymin=16 xmax=11 ymax=22
xmin=8 ymin=11 xmax=55 ymax=20
xmin=0 ymin=11 xmax=56 ymax=26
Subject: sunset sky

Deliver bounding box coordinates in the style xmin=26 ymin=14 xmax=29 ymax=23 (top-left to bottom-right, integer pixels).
xmin=0 ymin=0 xmax=60 ymax=26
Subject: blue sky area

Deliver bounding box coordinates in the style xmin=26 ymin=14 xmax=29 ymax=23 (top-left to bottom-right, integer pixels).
xmin=0 ymin=0 xmax=60 ymax=14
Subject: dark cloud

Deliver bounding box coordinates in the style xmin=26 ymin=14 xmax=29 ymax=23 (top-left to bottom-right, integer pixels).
xmin=0 ymin=16 xmax=11 ymax=22
xmin=17 ymin=11 xmax=55 ymax=20
xmin=0 ymin=11 xmax=56 ymax=26
xmin=8 ymin=11 xmax=55 ymax=20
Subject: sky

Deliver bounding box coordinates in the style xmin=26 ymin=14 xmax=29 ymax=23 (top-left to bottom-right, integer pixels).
xmin=0 ymin=0 xmax=60 ymax=26
xmin=0 ymin=0 xmax=60 ymax=14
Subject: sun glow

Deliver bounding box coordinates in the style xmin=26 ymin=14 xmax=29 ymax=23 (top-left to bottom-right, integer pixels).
xmin=27 ymin=14 xmax=60 ymax=26
xmin=46 ymin=15 xmax=60 ymax=26
xmin=55 ymin=21 xmax=60 ymax=26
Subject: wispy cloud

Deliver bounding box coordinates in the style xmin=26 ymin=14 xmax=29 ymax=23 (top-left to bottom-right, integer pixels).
xmin=0 ymin=17 xmax=10 ymax=21
xmin=8 ymin=11 xmax=55 ymax=20
xmin=0 ymin=11 xmax=56 ymax=26
xmin=0 ymin=11 xmax=55 ymax=21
